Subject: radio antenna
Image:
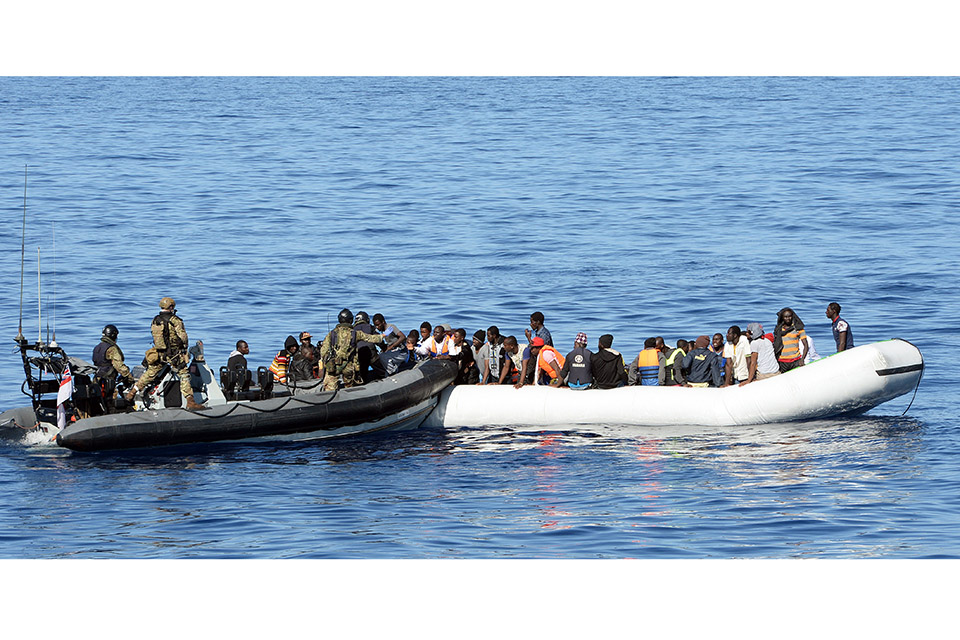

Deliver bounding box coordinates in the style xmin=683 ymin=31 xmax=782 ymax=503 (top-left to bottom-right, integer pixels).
xmin=16 ymin=166 xmax=27 ymax=342
xmin=37 ymin=247 xmax=42 ymax=344
xmin=50 ymin=222 xmax=58 ymax=348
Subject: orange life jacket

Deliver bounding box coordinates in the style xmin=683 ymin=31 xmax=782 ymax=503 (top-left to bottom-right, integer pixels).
xmin=536 ymin=345 xmax=566 ymax=381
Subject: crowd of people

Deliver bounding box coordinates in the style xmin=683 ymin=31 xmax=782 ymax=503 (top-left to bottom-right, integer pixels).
xmin=231 ymin=303 xmax=855 ymax=392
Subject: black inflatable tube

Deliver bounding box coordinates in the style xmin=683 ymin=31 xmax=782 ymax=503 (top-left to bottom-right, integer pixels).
xmin=56 ymin=359 xmax=457 ymax=452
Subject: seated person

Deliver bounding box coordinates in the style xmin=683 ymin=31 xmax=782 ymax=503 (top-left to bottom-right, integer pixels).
xmin=449 ymin=328 xmax=478 ymax=385
xmin=591 ymin=334 xmax=628 ymax=389
xmin=496 ymin=336 xmax=521 ymax=385
xmin=269 ymin=336 xmax=298 ymax=384
xmin=373 ymin=314 xmax=405 ymax=352
xmin=663 ymin=340 xmax=689 ymax=386
xmin=416 ymin=324 xmax=452 ymax=359
xmin=682 ymin=336 xmax=723 ymax=387
xmin=560 ymin=332 xmax=593 ymax=389
xmin=629 ymin=337 xmax=664 ymax=386
xmin=516 ymin=337 xmax=565 ymax=388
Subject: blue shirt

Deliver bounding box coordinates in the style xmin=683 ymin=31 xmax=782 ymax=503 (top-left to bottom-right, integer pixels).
xmin=531 ymin=325 xmax=553 ymax=347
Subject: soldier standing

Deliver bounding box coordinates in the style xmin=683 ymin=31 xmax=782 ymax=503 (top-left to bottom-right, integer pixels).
xmin=92 ymin=324 xmax=136 ymax=412
xmin=125 ymin=297 xmax=207 ymax=410
xmin=319 ymin=308 xmax=384 ymax=391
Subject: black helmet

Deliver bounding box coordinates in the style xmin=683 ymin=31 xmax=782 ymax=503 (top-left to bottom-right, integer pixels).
xmin=354 ymin=311 xmax=370 ymax=325
xmin=102 ymin=324 xmax=119 ymax=340
xmin=337 ymin=308 xmax=354 ymax=325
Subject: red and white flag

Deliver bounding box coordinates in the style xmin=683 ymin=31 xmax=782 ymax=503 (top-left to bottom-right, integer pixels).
xmin=56 ymin=364 xmax=73 ymax=430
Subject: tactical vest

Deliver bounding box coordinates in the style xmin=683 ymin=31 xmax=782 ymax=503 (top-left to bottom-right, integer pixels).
xmin=326 ymin=325 xmax=358 ymax=375
xmin=153 ymin=312 xmax=185 ymax=351
xmin=565 ymin=346 xmax=593 ymax=387
xmin=93 ymin=339 xmax=122 ymax=380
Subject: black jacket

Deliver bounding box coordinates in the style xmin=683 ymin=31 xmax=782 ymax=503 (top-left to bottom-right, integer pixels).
xmin=590 ymin=348 xmax=627 ymax=389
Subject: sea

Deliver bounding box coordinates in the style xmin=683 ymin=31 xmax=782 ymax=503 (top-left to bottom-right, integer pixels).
xmin=1 ymin=78 xmax=959 ymax=575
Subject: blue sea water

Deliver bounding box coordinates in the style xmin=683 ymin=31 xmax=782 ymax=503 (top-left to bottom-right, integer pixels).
xmin=1 ymin=77 xmax=959 ymax=559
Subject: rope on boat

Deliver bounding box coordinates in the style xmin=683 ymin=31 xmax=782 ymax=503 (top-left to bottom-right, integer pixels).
xmin=901 ymin=343 xmax=924 ymax=417
xmin=181 ymin=387 xmax=340 ymax=418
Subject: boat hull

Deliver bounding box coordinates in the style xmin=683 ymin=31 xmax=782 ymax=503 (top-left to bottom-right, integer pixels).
xmin=56 ymin=359 xmax=457 ymax=452
xmin=423 ymin=340 xmax=923 ymax=428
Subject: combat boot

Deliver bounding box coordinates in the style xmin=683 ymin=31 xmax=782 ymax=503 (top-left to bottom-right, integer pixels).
xmin=186 ymin=397 xmax=208 ymax=411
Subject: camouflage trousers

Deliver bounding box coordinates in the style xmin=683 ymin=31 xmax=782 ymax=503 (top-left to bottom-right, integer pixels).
xmin=136 ymin=356 xmax=194 ymax=399
xmin=322 ymin=363 xmax=359 ymax=391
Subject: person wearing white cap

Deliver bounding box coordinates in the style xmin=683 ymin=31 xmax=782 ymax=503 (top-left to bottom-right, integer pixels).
xmin=740 ymin=322 xmax=780 ymax=386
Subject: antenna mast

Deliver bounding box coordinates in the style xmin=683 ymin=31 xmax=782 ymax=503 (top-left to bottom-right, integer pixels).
xmin=38 ymin=247 xmax=42 ymax=344
xmin=16 ymin=166 xmax=27 ymax=342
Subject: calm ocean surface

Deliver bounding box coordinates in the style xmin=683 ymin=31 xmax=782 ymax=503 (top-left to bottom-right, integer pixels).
xmin=1 ymin=77 xmax=959 ymax=559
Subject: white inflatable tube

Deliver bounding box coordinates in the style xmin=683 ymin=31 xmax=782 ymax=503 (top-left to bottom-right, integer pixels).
xmin=423 ymin=339 xmax=923 ymax=428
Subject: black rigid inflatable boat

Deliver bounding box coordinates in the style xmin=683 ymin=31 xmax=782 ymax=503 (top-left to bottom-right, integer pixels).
xmin=55 ymin=358 xmax=457 ymax=451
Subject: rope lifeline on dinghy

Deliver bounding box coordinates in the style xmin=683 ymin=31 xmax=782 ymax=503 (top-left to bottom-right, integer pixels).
xmin=895 ymin=339 xmax=924 ymax=417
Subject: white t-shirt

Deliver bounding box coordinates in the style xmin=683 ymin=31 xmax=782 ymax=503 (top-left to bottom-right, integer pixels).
xmin=803 ymin=334 xmax=821 ymax=364
xmin=750 ymin=337 xmax=779 ymax=375
xmin=723 ymin=335 xmax=751 ymax=381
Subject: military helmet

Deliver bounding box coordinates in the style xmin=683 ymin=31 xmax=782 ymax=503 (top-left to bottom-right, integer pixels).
xmin=159 ymin=297 xmax=176 ymax=310
xmin=337 ymin=308 xmax=354 ymax=325
xmin=354 ymin=311 xmax=370 ymax=325
xmin=102 ymin=324 xmax=119 ymax=339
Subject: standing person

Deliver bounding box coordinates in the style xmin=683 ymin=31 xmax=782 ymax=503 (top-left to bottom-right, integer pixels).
xmin=92 ymin=324 xmax=136 ymax=412
xmin=681 ymin=336 xmax=723 ymax=387
xmin=524 ymin=311 xmax=553 ymax=347
xmin=126 ymin=297 xmax=206 ymax=410
xmin=269 ymin=335 xmax=299 ymax=384
xmin=319 ymin=309 xmax=384 ymax=391
xmin=353 ymin=311 xmax=386 ymax=383
xmin=590 ymin=334 xmax=628 ymax=389
xmin=740 ymin=323 xmax=780 ymax=385
xmin=560 ymin=332 xmax=593 ymax=389
xmin=773 ymin=307 xmax=809 ymax=373
xmin=722 ymin=325 xmax=751 ymax=386
xmin=826 ymin=302 xmax=854 ymax=352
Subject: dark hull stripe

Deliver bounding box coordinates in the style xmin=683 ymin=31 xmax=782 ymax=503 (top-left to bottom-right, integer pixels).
xmin=876 ymin=363 xmax=924 ymax=376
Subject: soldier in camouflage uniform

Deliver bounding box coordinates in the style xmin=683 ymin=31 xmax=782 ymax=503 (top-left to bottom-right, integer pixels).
xmin=125 ymin=297 xmax=207 ymax=410
xmin=92 ymin=324 xmax=135 ymax=412
xmin=319 ymin=308 xmax=384 ymax=391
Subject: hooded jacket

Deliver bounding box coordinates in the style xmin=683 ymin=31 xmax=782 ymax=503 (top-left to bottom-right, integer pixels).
xmin=590 ymin=348 xmax=627 ymax=389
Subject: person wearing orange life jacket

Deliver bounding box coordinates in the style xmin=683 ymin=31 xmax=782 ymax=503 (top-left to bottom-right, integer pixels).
xmin=629 ymin=337 xmax=664 ymax=386
xmin=516 ymin=337 xmax=565 ymax=388
xmin=415 ymin=324 xmax=452 ymax=359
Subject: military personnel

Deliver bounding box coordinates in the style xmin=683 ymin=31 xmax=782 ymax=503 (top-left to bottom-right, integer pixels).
xmin=92 ymin=324 xmax=135 ymax=412
xmin=319 ymin=308 xmax=384 ymax=391
xmin=125 ymin=297 xmax=207 ymax=410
